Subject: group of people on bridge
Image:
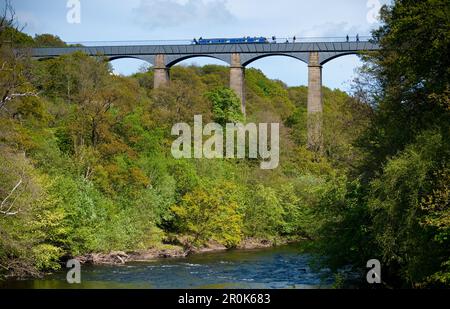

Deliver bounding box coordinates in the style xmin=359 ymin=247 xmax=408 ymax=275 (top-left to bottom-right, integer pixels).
xmin=346 ymin=34 xmax=360 ymax=42
xmin=192 ymin=34 xmax=362 ymax=45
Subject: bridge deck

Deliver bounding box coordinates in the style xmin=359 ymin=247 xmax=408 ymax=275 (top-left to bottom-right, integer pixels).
xmin=30 ymin=41 xmax=380 ymax=66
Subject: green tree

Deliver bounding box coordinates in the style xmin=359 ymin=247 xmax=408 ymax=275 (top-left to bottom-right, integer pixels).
xmin=312 ymin=0 xmax=450 ymax=288
xmin=368 ymin=131 xmax=449 ymax=287
xmin=358 ymin=0 xmax=449 ymax=176
xmin=243 ymin=184 xmax=284 ymax=238
xmin=206 ymin=87 xmax=243 ymax=124
xmin=33 ymin=34 xmax=67 ymax=47
xmin=171 ymin=182 xmax=243 ymax=248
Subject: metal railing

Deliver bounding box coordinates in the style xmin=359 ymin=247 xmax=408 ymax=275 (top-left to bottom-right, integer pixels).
xmin=61 ymin=36 xmax=373 ymax=47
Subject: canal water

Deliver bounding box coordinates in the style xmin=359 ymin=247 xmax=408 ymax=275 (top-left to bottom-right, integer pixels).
xmin=2 ymin=244 xmax=334 ymax=289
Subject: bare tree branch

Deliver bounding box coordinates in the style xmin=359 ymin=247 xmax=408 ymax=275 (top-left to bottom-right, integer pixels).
xmin=0 ymin=178 xmax=22 ymax=216
xmin=4 ymin=91 xmax=38 ymax=101
xmin=0 ymin=0 xmax=23 ymax=38
xmin=0 ymin=263 xmax=9 ymax=270
xmin=0 ymin=210 xmax=18 ymax=216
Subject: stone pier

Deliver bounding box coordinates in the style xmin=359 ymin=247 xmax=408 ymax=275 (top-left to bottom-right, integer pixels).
xmin=307 ymin=52 xmax=323 ymax=152
xmin=153 ymin=54 xmax=170 ymax=88
xmin=32 ymin=40 xmax=380 ymax=153
xmin=230 ymin=53 xmax=246 ymax=115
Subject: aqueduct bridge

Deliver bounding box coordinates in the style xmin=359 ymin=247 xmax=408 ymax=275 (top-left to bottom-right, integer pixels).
xmin=30 ymin=40 xmax=380 ymax=150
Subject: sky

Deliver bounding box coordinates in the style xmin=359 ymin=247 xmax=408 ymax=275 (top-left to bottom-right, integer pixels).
xmin=10 ymin=0 xmax=390 ymax=91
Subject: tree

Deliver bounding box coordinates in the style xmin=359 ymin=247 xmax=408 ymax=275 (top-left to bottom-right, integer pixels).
xmin=206 ymin=87 xmax=243 ymax=124
xmin=33 ymin=34 xmax=67 ymax=48
xmin=0 ymin=146 xmax=66 ymax=277
xmin=0 ymin=1 xmax=37 ymax=117
xmin=171 ymin=182 xmax=243 ymax=248
xmin=243 ymin=184 xmax=284 ymax=238
xmin=0 ymin=47 xmax=38 ymax=117
xmin=312 ymin=0 xmax=450 ymax=287
xmin=368 ymin=130 xmax=449 ymax=287
xmin=360 ymin=1 xmax=450 ymax=286
xmin=358 ymin=0 xmax=450 ymax=176
xmin=0 ymin=0 xmax=34 ymax=47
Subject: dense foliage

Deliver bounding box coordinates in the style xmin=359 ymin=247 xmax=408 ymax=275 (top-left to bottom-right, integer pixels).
xmin=309 ymin=0 xmax=449 ymax=288
xmin=0 ymin=0 xmax=448 ymax=288
xmin=0 ymin=35 xmax=366 ymax=279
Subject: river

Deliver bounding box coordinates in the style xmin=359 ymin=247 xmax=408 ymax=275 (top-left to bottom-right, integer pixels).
xmin=1 ymin=244 xmax=335 ymax=289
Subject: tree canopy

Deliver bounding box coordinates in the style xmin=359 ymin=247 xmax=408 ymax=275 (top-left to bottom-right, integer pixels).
xmin=0 ymin=0 xmax=448 ymax=288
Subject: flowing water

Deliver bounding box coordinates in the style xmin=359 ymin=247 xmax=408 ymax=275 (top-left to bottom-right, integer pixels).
xmin=2 ymin=244 xmax=334 ymax=289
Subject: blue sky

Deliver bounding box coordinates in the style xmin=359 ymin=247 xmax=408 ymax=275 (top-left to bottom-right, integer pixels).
xmin=11 ymin=0 xmax=390 ymax=91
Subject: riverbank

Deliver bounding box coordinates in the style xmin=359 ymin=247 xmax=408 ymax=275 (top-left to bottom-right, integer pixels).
xmin=2 ymin=243 xmax=330 ymax=289
xmin=74 ymin=237 xmax=302 ymax=265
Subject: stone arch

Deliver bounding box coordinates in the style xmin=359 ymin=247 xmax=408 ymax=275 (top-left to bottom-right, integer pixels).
xmin=319 ymin=52 xmax=361 ymax=66
xmin=107 ymin=55 xmax=154 ymax=65
xmin=241 ymin=53 xmax=309 ymax=67
xmin=36 ymin=57 xmax=55 ymax=61
xmin=107 ymin=56 xmax=154 ymax=75
xmin=165 ymin=54 xmax=231 ymax=68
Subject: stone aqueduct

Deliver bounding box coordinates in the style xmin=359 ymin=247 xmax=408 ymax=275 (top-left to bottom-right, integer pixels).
xmin=31 ymin=41 xmax=379 ymax=150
